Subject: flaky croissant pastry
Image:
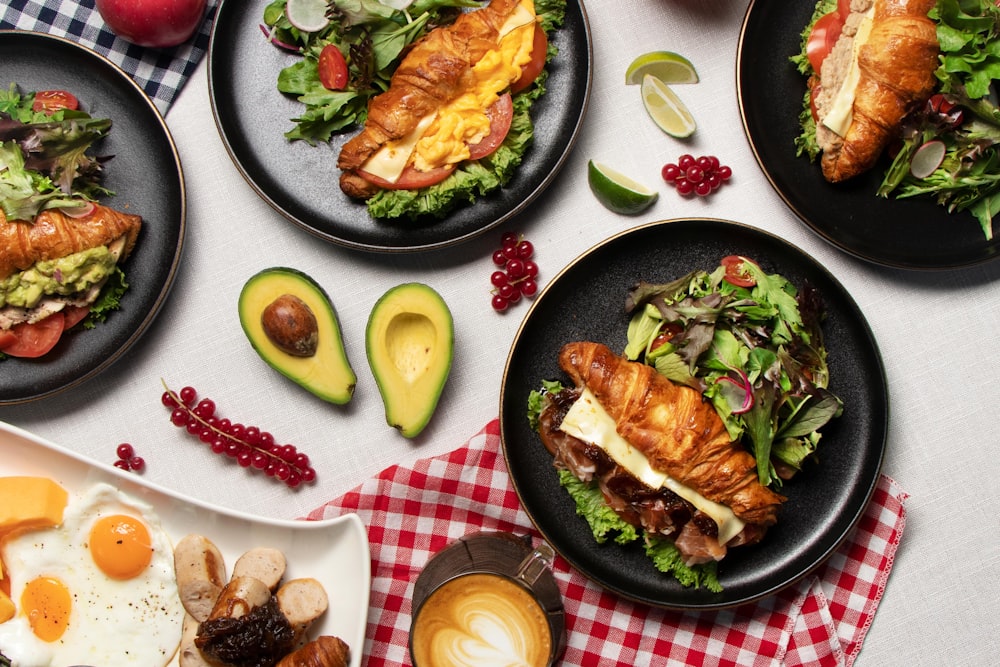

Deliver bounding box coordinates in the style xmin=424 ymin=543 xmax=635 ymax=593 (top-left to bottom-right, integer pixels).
xmin=559 ymin=342 xmax=784 ymax=527
xmin=814 ymin=0 xmax=939 ymax=182
xmin=337 ymin=0 xmax=524 ymax=199
xmin=0 ymin=204 xmax=141 ymax=280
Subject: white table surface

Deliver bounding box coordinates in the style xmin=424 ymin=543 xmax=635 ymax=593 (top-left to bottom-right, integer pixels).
xmin=3 ymin=1 xmax=999 ymax=664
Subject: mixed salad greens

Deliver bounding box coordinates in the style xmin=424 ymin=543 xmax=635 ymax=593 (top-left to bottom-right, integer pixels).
xmin=527 ymin=258 xmax=842 ymax=590
xmin=261 ymin=0 xmax=566 ymax=220
xmin=793 ymin=0 xmax=1000 ymax=240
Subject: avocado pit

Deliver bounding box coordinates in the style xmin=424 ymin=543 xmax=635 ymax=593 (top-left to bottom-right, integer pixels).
xmin=262 ymin=293 xmax=319 ymax=357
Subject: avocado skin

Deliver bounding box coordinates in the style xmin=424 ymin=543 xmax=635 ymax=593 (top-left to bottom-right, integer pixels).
xmin=366 ymin=283 xmax=453 ymax=438
xmin=239 ymin=267 xmax=356 ymax=404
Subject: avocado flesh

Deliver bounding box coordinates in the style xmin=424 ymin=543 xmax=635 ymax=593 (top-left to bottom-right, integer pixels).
xmin=366 ymin=283 xmax=453 ymax=438
xmin=239 ymin=268 xmax=356 ymax=404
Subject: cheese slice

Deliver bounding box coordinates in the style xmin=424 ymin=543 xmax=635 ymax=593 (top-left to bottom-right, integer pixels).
xmin=559 ymin=387 xmax=746 ymax=546
xmin=823 ymin=6 xmax=876 ymax=137
xmin=361 ymin=112 xmax=438 ymax=182
xmin=499 ymin=1 xmax=536 ymax=38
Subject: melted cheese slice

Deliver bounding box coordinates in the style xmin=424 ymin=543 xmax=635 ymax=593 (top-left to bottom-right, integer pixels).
xmin=559 ymin=387 xmax=746 ymax=546
xmin=823 ymin=5 xmax=876 ymax=137
xmin=360 ymin=0 xmax=537 ymax=183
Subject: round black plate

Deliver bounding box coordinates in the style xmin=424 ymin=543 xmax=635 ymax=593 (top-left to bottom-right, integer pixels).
xmin=737 ymin=1 xmax=1000 ymax=270
xmin=208 ymin=0 xmax=592 ymax=253
xmin=499 ymin=219 xmax=888 ymax=610
xmin=0 ymin=31 xmax=185 ymax=405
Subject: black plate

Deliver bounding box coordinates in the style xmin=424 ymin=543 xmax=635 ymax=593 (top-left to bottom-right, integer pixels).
xmin=499 ymin=219 xmax=888 ymax=610
xmin=208 ymin=0 xmax=592 ymax=253
xmin=0 ymin=31 xmax=185 ymax=405
xmin=737 ymin=1 xmax=1000 ymax=270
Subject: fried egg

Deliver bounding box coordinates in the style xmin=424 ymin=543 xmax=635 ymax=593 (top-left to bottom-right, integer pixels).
xmin=0 ymin=483 xmax=184 ymax=666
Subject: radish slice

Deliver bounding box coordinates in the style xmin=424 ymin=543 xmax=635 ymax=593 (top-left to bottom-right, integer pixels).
xmin=286 ymin=0 xmax=330 ymax=33
xmin=62 ymin=201 xmax=96 ymax=218
xmin=910 ymin=140 xmax=946 ymax=179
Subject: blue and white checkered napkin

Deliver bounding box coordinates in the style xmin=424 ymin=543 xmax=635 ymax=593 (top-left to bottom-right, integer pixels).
xmin=1 ymin=0 xmax=220 ymax=115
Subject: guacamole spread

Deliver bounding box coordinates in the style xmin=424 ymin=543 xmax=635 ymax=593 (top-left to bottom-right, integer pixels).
xmin=0 ymin=246 xmax=116 ymax=309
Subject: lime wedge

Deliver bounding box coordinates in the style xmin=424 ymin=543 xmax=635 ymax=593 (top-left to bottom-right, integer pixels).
xmin=286 ymin=0 xmax=330 ymax=33
xmin=588 ymin=160 xmax=658 ymax=215
xmin=625 ymin=51 xmax=699 ymax=85
xmin=640 ymin=74 xmax=696 ymax=138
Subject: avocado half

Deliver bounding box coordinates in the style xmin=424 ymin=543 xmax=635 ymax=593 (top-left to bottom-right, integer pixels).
xmin=238 ymin=267 xmax=356 ymax=404
xmin=366 ymin=283 xmax=454 ymax=438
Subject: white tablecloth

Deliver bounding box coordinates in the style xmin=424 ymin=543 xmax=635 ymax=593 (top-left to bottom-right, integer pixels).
xmin=3 ymin=1 xmax=999 ymax=664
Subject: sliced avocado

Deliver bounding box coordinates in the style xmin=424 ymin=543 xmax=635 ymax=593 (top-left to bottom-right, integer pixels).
xmin=239 ymin=267 xmax=356 ymax=404
xmin=366 ymin=283 xmax=453 ymax=438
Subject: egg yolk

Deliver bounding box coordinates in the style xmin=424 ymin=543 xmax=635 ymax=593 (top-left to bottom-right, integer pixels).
xmin=21 ymin=576 xmax=71 ymax=642
xmin=88 ymin=514 xmax=153 ymax=580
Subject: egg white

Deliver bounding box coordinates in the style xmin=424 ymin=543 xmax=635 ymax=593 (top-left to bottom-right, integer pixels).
xmin=0 ymin=483 xmax=184 ymax=667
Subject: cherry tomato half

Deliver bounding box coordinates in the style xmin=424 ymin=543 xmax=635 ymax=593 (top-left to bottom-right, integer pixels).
xmin=318 ymin=44 xmax=349 ymax=91
xmin=511 ymin=24 xmax=548 ymax=94
xmin=358 ymin=163 xmax=456 ymax=191
xmin=720 ymin=255 xmax=759 ymax=288
xmin=806 ymin=12 xmax=844 ymax=73
xmin=31 ymin=90 xmax=79 ymax=114
xmin=0 ymin=312 xmax=66 ymax=358
xmin=468 ymin=93 xmax=513 ymax=161
xmin=650 ymin=322 xmax=685 ymax=351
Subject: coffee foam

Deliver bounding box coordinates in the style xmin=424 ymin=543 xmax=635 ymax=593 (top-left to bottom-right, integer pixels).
xmin=411 ymin=572 xmax=552 ymax=667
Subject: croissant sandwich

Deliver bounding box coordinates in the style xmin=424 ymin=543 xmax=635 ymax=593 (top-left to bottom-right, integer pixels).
xmin=0 ymin=204 xmax=141 ymax=356
xmin=810 ymin=0 xmax=939 ymax=182
xmin=534 ymin=342 xmax=785 ymax=572
xmin=338 ymin=0 xmax=543 ymax=199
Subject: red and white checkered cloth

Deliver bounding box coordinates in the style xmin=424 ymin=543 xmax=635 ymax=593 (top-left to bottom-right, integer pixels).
xmin=306 ymin=419 xmax=907 ymax=667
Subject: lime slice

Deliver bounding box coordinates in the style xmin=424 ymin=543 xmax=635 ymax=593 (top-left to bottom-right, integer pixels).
xmin=625 ymin=51 xmax=699 ymax=85
xmin=588 ymin=160 xmax=658 ymax=215
xmin=286 ymin=0 xmax=330 ymax=33
xmin=640 ymin=74 xmax=696 ymax=138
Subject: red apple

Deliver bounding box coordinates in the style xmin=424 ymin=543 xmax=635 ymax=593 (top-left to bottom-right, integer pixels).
xmin=95 ymin=0 xmax=208 ymax=49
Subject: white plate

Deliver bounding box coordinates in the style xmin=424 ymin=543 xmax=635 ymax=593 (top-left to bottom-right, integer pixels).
xmin=0 ymin=420 xmax=371 ymax=667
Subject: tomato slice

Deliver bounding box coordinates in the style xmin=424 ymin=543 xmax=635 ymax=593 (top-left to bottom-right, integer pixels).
xmin=31 ymin=90 xmax=79 ymax=114
xmin=318 ymin=44 xmax=349 ymax=91
xmin=0 ymin=313 xmax=66 ymax=358
xmin=358 ymin=163 xmax=455 ymax=191
xmin=837 ymin=0 xmax=852 ymax=19
xmin=62 ymin=305 xmax=91 ymax=330
xmin=468 ymin=93 xmax=514 ymax=161
xmin=720 ymin=255 xmax=760 ymax=288
xmin=806 ymin=12 xmax=844 ymax=73
xmin=511 ymin=24 xmax=548 ymax=94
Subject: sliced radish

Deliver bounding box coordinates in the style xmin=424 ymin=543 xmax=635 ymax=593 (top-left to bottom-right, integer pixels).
xmin=62 ymin=201 xmax=96 ymax=218
xmin=286 ymin=0 xmax=330 ymax=33
xmin=910 ymin=140 xmax=946 ymax=179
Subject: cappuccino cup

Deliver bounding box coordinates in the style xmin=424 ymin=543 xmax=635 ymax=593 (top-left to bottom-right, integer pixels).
xmin=409 ymin=531 xmax=565 ymax=667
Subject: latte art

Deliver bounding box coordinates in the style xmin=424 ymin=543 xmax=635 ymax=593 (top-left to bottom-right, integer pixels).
xmin=411 ymin=572 xmax=552 ymax=667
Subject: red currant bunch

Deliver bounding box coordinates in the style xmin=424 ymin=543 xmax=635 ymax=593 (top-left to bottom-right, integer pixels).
xmin=161 ymin=383 xmax=316 ymax=488
xmin=113 ymin=443 xmax=145 ymax=473
xmin=661 ymin=154 xmax=732 ymax=197
xmin=490 ymin=231 xmax=539 ymax=312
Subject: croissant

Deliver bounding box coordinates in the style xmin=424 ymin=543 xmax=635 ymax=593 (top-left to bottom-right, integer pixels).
xmin=276 ymin=636 xmax=350 ymax=667
xmin=337 ymin=0 xmax=523 ymax=198
xmin=0 ymin=204 xmax=141 ymax=280
xmin=559 ymin=342 xmax=785 ymax=527
xmin=816 ymin=0 xmax=939 ymax=182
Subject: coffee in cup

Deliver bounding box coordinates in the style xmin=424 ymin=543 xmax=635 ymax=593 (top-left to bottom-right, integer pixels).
xmin=409 ymin=532 xmax=564 ymax=667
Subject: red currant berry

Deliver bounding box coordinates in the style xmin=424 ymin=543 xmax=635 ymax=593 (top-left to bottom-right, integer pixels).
xmin=179 ymin=386 xmax=197 ymax=406
xmin=717 ymin=165 xmax=733 ymax=181
xmin=696 ymin=156 xmax=713 ymax=171
xmin=506 ymin=258 xmax=526 ymax=278
xmin=128 ymin=456 xmax=145 ymax=472
xmin=523 ymin=260 xmax=539 ymax=278
xmin=161 ymin=391 xmax=178 ymax=409
xmin=694 ymin=181 xmax=713 ymax=197
xmin=116 ymin=443 xmax=135 ymax=460
xmin=707 ymin=173 xmax=722 ymax=190
xmin=491 ymin=294 xmax=509 ymax=312
xmin=678 ymin=154 xmax=696 ymax=170
xmin=498 ymin=283 xmax=516 ymax=300
xmin=500 ymin=231 xmax=518 ymax=248
xmin=491 ymin=271 xmax=509 ymax=287
xmin=516 ymin=240 xmax=534 ymax=259
xmin=519 ymin=279 xmax=538 ymax=297
xmin=675 ymin=178 xmax=695 ymax=196
xmin=685 ymin=166 xmax=705 ymax=184
xmin=492 ymin=249 xmax=507 ymax=266
xmin=661 ymin=163 xmax=681 ymax=182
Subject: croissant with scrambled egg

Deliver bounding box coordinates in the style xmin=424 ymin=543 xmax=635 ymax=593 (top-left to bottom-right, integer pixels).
xmin=558 ymin=342 xmax=784 ymax=527
xmin=0 ymin=204 xmax=141 ymax=281
xmin=813 ymin=0 xmax=939 ymax=182
xmin=338 ymin=0 xmax=529 ymax=198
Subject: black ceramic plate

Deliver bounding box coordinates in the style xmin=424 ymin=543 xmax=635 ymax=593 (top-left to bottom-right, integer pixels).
xmin=737 ymin=1 xmax=1000 ymax=270
xmin=499 ymin=219 xmax=888 ymax=610
xmin=0 ymin=32 xmax=185 ymax=405
xmin=208 ymin=0 xmax=591 ymax=253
